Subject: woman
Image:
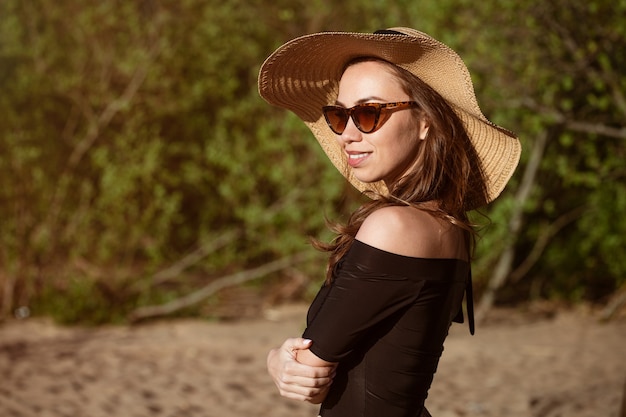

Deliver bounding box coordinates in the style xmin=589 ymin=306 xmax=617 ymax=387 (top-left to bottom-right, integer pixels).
xmin=258 ymin=28 xmax=521 ymax=417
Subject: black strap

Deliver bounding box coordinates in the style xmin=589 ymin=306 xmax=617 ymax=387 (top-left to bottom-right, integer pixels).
xmin=467 ymin=270 xmax=475 ymax=335
xmin=451 ymin=269 xmax=475 ymax=335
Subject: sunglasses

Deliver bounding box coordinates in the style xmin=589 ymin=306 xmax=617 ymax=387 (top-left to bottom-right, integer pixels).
xmin=322 ymin=101 xmax=419 ymax=135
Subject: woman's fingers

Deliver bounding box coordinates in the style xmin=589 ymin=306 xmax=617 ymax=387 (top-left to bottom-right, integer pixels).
xmin=267 ymin=337 xmax=336 ymax=402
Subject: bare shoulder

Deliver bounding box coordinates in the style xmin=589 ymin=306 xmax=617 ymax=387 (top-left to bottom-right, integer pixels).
xmin=355 ymin=205 xmax=467 ymax=260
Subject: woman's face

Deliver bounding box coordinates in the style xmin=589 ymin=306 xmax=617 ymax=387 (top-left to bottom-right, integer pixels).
xmin=334 ymin=60 xmax=429 ymax=187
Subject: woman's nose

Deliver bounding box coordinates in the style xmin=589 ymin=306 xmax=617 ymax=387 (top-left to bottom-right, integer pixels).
xmin=339 ymin=117 xmax=362 ymax=143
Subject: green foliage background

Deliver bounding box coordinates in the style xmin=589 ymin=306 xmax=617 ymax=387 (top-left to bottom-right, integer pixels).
xmin=0 ymin=0 xmax=624 ymax=323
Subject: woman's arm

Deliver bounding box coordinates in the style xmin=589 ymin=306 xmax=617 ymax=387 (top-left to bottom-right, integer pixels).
xmin=267 ymin=338 xmax=337 ymax=403
xmin=294 ymin=342 xmax=338 ymax=403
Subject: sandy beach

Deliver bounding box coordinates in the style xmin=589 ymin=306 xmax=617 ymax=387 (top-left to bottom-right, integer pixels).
xmin=1 ymin=304 xmax=624 ymax=417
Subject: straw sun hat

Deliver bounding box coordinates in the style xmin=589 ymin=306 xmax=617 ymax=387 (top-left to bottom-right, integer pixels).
xmin=258 ymin=27 xmax=521 ymax=209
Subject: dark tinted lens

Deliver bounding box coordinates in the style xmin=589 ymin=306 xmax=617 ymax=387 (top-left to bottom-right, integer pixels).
xmin=324 ymin=107 xmax=348 ymax=134
xmin=353 ymin=105 xmax=379 ymax=132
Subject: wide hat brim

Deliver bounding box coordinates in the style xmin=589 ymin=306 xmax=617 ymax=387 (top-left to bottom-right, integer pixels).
xmin=258 ymin=27 xmax=521 ymax=209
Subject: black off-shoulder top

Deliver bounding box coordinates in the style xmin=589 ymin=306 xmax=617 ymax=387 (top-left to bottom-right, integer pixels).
xmin=302 ymin=240 xmax=474 ymax=417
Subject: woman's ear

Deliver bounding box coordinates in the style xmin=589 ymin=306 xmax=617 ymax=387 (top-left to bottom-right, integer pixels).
xmin=418 ymin=117 xmax=430 ymax=140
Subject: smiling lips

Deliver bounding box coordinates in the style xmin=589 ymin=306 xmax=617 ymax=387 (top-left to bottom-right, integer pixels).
xmin=347 ymin=151 xmax=370 ymax=167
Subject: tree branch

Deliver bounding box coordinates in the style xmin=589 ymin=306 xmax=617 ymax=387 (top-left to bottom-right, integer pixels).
xmin=34 ymin=35 xmax=163 ymax=259
xmin=128 ymin=251 xmax=315 ymax=322
xmin=477 ymin=130 xmax=548 ymax=322
xmin=563 ymin=120 xmax=626 ymax=139
xmin=147 ymin=187 xmax=306 ymax=287
xmin=521 ymin=98 xmax=626 ymax=139
xmin=510 ymin=205 xmax=587 ymax=283
xmin=150 ymin=229 xmax=242 ymax=286
xmin=68 ymin=39 xmax=160 ymax=168
xmin=600 ymin=284 xmax=626 ymax=322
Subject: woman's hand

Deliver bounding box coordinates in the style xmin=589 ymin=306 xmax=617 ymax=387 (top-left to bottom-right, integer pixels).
xmin=267 ymin=338 xmax=336 ymax=403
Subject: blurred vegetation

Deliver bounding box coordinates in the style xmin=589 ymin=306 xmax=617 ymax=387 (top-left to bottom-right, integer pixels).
xmin=0 ymin=0 xmax=624 ymax=324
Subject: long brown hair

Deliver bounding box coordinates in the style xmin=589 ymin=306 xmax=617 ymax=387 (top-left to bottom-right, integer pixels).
xmin=313 ymin=58 xmax=488 ymax=283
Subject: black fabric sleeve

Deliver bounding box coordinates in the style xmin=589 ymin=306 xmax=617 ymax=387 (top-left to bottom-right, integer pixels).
xmin=302 ymin=241 xmax=428 ymax=362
